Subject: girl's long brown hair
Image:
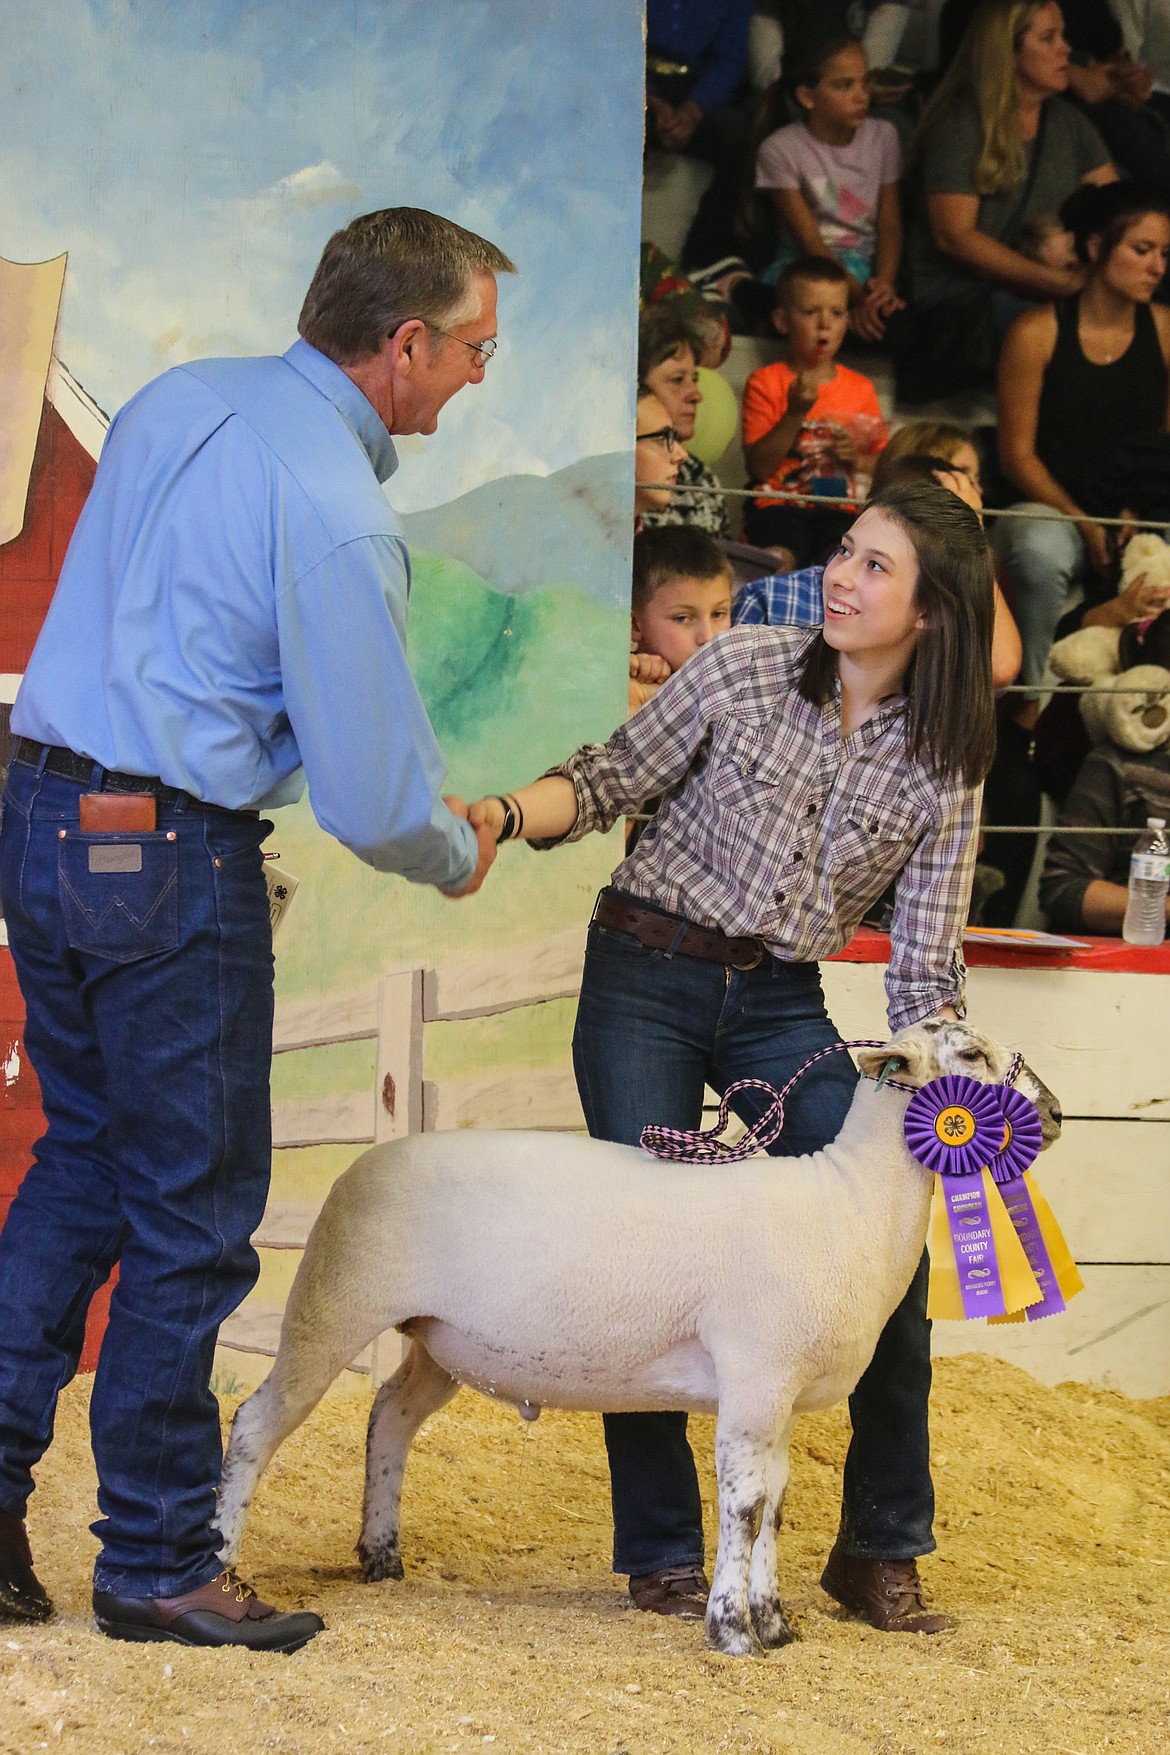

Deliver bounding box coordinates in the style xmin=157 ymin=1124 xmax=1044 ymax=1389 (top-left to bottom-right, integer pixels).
xmin=798 ymin=479 xmax=997 ymax=789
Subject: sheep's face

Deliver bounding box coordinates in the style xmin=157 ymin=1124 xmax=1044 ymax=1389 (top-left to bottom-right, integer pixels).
xmin=856 ymin=1021 xmax=1062 ymax=1145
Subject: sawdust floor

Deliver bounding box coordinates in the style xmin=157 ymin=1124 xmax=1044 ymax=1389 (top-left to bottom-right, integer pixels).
xmin=2 ymin=1355 xmax=1168 ymax=1755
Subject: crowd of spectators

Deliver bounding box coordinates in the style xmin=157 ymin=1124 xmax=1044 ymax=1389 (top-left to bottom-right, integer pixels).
xmin=639 ymin=0 xmax=1170 ymax=936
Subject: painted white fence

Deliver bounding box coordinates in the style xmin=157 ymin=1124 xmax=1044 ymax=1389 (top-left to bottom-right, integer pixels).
xmin=219 ymin=926 xmax=588 ymax=1375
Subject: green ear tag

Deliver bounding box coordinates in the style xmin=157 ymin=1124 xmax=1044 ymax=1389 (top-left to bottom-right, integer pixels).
xmin=876 ymin=1058 xmax=900 ymax=1090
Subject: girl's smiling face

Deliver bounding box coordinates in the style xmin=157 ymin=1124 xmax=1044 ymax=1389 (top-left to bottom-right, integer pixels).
xmin=821 ymin=506 xmax=925 ymax=666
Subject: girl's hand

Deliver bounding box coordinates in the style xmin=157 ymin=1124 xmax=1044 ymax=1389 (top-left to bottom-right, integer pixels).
xmin=467 ymin=795 xmax=506 ymax=839
xmin=1119 ymin=571 xmax=1170 ymax=621
xmin=865 ymin=278 xmax=905 ymax=317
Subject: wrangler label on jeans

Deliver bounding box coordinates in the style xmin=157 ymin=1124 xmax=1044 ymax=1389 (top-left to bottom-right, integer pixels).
xmin=88 ymin=844 xmax=144 ymax=874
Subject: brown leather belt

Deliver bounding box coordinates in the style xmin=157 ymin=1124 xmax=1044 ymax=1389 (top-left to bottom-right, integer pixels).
xmin=594 ymin=890 xmax=768 ymax=971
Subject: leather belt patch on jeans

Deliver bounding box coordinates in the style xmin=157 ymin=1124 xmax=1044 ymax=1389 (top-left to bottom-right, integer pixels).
xmin=594 ymin=889 xmax=768 ymax=970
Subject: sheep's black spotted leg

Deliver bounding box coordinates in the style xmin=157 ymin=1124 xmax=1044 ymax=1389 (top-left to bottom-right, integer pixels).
xmin=359 ymin=1342 xmax=457 ymax=1582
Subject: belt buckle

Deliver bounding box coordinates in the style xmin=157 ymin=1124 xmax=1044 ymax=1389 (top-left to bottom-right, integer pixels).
xmin=730 ymin=939 xmax=765 ymax=971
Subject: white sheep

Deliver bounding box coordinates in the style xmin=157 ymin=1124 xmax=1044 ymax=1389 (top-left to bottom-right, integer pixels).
xmin=216 ymin=1020 xmax=1061 ymax=1656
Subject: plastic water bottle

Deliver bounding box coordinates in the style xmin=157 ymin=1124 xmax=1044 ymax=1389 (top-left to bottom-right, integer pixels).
xmin=1122 ymin=818 xmax=1170 ymax=946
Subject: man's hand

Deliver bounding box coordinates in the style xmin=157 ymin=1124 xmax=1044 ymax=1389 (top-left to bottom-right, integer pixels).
xmin=1078 ymin=520 xmax=1114 ymax=579
xmin=1113 ymin=54 xmax=1154 ymax=109
xmin=442 ymin=794 xmax=497 ymax=898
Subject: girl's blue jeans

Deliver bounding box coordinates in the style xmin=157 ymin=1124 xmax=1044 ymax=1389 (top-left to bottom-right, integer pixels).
xmin=0 ymin=756 xmax=274 ymax=1596
xmin=572 ymin=906 xmax=934 ymax=1577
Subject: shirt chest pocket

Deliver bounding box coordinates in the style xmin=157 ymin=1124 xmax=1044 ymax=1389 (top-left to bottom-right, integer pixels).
xmin=705 ymin=723 xmax=797 ymax=818
xmin=829 ymin=792 xmax=922 ymax=876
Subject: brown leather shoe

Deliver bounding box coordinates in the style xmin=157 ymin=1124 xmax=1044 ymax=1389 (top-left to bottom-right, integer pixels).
xmin=820 ymin=1541 xmax=955 ymax=1634
xmin=628 ymin=1564 xmax=710 ymax=1619
xmin=0 ymin=1510 xmax=53 ymax=1624
xmin=93 ymin=1568 xmax=324 ymax=1652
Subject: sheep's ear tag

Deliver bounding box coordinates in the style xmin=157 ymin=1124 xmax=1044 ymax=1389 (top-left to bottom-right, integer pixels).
xmin=876 ymin=1058 xmax=900 ymax=1089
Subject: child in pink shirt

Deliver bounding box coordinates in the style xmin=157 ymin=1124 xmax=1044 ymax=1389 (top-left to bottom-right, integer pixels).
xmin=755 ymin=35 xmax=904 ymax=342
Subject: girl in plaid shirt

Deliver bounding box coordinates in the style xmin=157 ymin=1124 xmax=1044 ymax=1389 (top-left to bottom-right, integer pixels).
xmin=471 ymin=478 xmax=996 ymax=1635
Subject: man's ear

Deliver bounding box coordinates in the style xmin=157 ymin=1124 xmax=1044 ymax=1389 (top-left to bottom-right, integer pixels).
xmin=387 ymin=317 xmax=428 ymax=369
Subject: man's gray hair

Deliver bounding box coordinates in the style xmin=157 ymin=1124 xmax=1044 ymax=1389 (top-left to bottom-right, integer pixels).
xmin=298 ymin=207 xmax=516 ymax=364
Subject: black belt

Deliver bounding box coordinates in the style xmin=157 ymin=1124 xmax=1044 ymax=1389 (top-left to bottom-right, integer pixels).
xmin=11 ymin=739 xmax=257 ymax=816
xmin=594 ymin=889 xmax=768 ymax=971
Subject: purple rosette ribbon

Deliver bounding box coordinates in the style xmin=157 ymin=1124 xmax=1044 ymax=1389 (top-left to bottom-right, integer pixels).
xmin=987 ymin=1087 xmax=1065 ymax=1319
xmin=906 ymin=1076 xmax=1014 ymax=1320
xmin=987 ymin=1085 xmax=1044 ymax=1185
xmin=903 ymin=1075 xmax=1005 ymax=1177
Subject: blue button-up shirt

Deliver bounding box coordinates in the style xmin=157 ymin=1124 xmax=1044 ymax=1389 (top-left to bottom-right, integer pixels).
xmin=646 ymin=0 xmax=753 ymax=113
xmin=732 ymin=566 xmax=826 ymax=629
xmin=13 ymin=339 xmax=476 ymax=891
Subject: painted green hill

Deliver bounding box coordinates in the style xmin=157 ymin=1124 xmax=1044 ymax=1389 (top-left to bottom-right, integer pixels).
xmin=406 ymin=548 xmax=627 ymax=799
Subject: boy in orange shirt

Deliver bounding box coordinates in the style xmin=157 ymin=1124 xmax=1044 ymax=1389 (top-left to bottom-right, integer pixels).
xmin=741 ymin=255 xmax=887 ymax=564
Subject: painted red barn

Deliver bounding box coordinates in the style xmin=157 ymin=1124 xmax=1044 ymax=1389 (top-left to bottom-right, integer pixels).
xmin=1 ymin=250 xmax=108 ymax=1364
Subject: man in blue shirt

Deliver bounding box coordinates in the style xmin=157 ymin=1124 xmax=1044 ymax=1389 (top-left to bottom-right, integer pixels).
xmin=645 ymin=0 xmax=755 ymax=267
xmin=732 ymin=563 xmax=826 ymax=628
xmin=0 ymin=208 xmax=513 ymax=1651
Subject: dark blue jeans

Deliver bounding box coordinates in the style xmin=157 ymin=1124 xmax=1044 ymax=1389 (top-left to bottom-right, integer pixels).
xmin=0 ymin=756 xmax=274 ymax=1596
xmin=572 ymin=907 xmax=934 ymax=1577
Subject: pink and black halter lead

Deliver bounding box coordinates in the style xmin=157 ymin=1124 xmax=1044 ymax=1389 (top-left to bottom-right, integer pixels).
xmin=639 ymin=1040 xmax=1025 ymax=1165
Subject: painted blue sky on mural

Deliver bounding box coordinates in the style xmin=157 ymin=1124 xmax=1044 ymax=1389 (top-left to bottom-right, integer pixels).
xmin=0 ymin=0 xmax=643 ymax=511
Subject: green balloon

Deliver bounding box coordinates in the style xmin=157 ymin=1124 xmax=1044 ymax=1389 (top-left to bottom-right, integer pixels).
xmin=688 ymin=367 xmax=738 ymax=466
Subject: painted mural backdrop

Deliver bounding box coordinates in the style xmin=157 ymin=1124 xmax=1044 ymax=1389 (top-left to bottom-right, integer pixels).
xmin=0 ymin=0 xmax=644 ymax=1380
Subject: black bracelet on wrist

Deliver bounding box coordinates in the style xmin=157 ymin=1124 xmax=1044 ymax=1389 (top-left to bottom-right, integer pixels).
xmin=494 ymin=795 xmax=517 ymax=843
xmin=507 ymin=792 xmax=525 ymax=839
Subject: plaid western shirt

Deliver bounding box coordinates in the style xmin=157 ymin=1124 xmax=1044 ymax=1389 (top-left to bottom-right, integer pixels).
xmin=548 ymin=625 xmax=978 ymax=1031
xmin=732 ymin=565 xmax=825 ymax=628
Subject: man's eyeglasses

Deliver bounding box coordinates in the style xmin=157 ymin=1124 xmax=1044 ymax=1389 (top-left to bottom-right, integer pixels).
xmin=636 ymin=425 xmax=681 ymax=452
xmin=426 ymin=323 xmax=497 ymax=366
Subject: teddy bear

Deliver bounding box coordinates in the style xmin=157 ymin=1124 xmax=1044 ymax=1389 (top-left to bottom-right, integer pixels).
xmin=1046 ymin=535 xmax=1170 ymax=753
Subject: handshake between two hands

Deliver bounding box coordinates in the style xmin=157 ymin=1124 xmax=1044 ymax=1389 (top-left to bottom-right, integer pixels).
xmin=441 ymin=793 xmax=507 ymax=898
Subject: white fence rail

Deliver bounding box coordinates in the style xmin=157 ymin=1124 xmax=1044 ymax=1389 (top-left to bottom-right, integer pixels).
xmin=221 ymin=927 xmax=588 ymax=1374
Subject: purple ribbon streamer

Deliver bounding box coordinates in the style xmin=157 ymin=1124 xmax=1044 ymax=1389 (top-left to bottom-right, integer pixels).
xmin=995 ymin=1174 xmax=1066 ymax=1320
xmin=942 ymin=1173 xmax=1007 ymax=1319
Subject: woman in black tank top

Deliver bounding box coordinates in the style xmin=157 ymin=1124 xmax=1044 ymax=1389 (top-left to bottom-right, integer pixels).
xmin=997 ymin=183 xmax=1170 ymax=698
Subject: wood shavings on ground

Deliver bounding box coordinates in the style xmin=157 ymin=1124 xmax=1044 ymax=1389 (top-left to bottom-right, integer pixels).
xmin=2 ymin=1354 xmax=1168 ymax=1754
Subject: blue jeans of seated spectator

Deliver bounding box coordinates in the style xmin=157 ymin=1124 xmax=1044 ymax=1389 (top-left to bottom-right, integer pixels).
xmin=0 ymin=756 xmax=273 ymax=1597
xmin=993 ymin=504 xmax=1087 ymax=691
xmin=571 ymin=909 xmax=935 ymax=1578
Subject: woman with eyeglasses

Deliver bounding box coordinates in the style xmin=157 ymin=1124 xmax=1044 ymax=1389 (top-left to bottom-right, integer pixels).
xmin=635 ymin=392 xmax=687 ymax=527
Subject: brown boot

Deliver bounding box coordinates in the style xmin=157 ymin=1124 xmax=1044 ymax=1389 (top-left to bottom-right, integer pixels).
xmin=93 ymin=1568 xmax=324 ymax=1652
xmin=628 ymin=1564 xmax=709 ymax=1619
xmin=0 ymin=1511 xmax=53 ymax=1624
xmin=820 ymin=1541 xmax=954 ymax=1634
